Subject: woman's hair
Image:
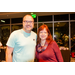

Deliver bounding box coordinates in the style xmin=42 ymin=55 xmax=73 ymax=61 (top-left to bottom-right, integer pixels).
xmin=37 ymin=24 xmax=53 ymax=44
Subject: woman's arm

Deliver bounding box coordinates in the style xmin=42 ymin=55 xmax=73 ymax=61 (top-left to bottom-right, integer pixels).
xmin=53 ymin=41 xmax=63 ymax=62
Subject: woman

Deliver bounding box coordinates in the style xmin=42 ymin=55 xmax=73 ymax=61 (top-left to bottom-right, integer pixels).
xmin=35 ymin=24 xmax=63 ymax=62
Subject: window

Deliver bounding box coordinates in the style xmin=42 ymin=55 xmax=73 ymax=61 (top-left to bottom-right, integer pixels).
xmin=0 ymin=19 xmax=10 ymax=24
xmin=70 ymin=14 xmax=75 ymax=20
xmin=11 ymin=18 xmax=22 ymax=23
xmin=54 ymin=14 xmax=69 ymax=21
xmin=32 ymin=23 xmax=37 ymax=33
xmin=11 ymin=25 xmax=22 ymax=32
xmin=0 ymin=25 xmax=10 ymax=46
xmin=38 ymin=15 xmax=52 ymax=22
xmin=34 ymin=16 xmax=37 ymax=22
xmin=54 ymin=22 xmax=69 ymax=47
xmin=71 ymin=22 xmax=75 ymax=52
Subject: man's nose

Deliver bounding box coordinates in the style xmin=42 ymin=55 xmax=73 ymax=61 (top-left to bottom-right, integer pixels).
xmin=27 ymin=22 xmax=30 ymax=24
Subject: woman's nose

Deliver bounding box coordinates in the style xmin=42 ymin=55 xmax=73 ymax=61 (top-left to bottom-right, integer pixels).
xmin=42 ymin=32 xmax=45 ymax=35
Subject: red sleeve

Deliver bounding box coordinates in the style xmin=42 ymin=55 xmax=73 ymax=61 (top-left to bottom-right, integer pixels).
xmin=52 ymin=41 xmax=64 ymax=62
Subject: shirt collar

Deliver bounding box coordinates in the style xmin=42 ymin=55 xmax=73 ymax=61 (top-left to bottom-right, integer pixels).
xmin=21 ymin=29 xmax=31 ymax=37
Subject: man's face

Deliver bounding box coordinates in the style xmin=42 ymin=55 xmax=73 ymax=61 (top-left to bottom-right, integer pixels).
xmin=23 ymin=15 xmax=34 ymax=33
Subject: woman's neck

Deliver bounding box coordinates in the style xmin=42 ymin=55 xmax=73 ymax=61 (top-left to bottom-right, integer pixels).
xmin=41 ymin=40 xmax=46 ymax=46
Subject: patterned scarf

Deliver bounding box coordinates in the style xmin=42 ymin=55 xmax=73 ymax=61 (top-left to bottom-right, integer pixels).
xmin=37 ymin=41 xmax=49 ymax=53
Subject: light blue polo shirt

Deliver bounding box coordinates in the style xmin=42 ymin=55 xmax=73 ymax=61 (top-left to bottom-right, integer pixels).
xmin=6 ymin=29 xmax=37 ymax=62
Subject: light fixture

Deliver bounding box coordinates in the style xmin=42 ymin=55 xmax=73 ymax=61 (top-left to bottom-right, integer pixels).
xmin=58 ymin=22 xmax=60 ymax=24
xmin=56 ymin=28 xmax=58 ymax=30
xmin=61 ymin=33 xmax=62 ymax=35
xmin=31 ymin=13 xmax=33 ymax=15
xmin=57 ymin=25 xmax=59 ymax=27
xmin=30 ymin=13 xmax=36 ymax=18
xmin=1 ymin=20 xmax=5 ymax=23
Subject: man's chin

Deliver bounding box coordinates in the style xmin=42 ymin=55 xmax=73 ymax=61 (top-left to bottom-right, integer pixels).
xmin=25 ymin=29 xmax=31 ymax=33
xmin=27 ymin=29 xmax=32 ymax=31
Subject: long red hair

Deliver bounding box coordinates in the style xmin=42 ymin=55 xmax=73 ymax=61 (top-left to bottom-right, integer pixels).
xmin=37 ymin=24 xmax=53 ymax=44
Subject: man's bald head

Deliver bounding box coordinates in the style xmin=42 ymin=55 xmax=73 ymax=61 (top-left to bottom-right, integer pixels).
xmin=23 ymin=14 xmax=34 ymax=21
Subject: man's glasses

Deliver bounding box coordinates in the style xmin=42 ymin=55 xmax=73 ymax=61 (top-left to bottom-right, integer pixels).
xmin=23 ymin=21 xmax=34 ymax=24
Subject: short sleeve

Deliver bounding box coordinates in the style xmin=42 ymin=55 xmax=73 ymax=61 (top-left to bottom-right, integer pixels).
xmin=6 ymin=31 xmax=16 ymax=48
xmin=36 ymin=34 xmax=37 ymax=41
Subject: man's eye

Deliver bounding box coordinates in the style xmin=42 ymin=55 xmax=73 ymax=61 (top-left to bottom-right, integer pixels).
xmin=24 ymin=21 xmax=27 ymax=22
xmin=25 ymin=21 xmax=27 ymax=22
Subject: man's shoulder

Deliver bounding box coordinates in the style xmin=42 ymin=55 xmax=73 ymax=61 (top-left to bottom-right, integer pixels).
xmin=11 ymin=29 xmax=22 ymax=34
xmin=31 ymin=31 xmax=37 ymax=35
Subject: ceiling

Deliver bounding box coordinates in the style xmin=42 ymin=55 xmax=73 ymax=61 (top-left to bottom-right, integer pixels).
xmin=0 ymin=12 xmax=75 ymax=19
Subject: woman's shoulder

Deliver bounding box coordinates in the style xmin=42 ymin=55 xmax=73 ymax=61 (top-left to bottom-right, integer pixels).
xmin=48 ymin=40 xmax=58 ymax=48
xmin=49 ymin=40 xmax=57 ymax=45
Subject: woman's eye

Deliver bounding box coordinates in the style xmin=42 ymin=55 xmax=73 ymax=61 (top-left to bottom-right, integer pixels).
xmin=40 ymin=32 xmax=43 ymax=33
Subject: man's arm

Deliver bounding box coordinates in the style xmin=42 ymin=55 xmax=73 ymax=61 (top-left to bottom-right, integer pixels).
xmin=6 ymin=46 xmax=14 ymax=62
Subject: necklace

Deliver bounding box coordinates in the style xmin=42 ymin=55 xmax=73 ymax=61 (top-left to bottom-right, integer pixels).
xmin=37 ymin=41 xmax=48 ymax=53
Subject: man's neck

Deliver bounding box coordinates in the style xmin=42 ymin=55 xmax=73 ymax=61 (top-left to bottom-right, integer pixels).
xmin=23 ymin=28 xmax=31 ymax=33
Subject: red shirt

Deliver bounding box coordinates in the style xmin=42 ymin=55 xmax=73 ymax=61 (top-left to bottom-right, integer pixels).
xmin=35 ymin=41 xmax=63 ymax=62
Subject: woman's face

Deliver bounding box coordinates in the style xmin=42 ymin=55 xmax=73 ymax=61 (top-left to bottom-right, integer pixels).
xmin=39 ymin=28 xmax=48 ymax=41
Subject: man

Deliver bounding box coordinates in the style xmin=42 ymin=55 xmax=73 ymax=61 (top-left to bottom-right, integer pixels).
xmin=6 ymin=14 xmax=37 ymax=62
